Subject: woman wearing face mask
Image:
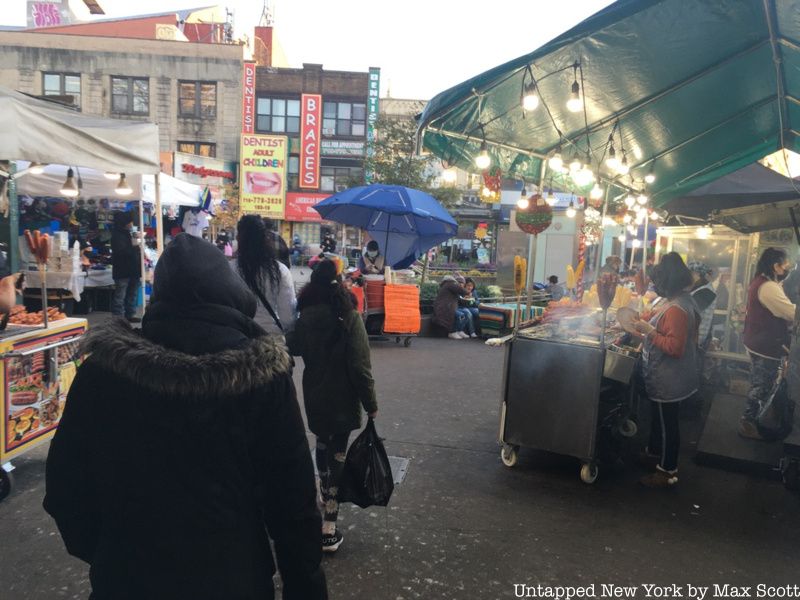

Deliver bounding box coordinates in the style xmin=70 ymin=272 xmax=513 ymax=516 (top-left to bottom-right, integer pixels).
xmin=359 ymin=240 xmax=385 ymax=275
xmin=633 ymin=252 xmax=699 ymax=488
xmin=740 ymin=247 xmax=796 ymax=440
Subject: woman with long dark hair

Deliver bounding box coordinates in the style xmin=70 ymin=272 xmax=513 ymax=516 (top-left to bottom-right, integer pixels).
xmin=287 ymin=259 xmax=378 ymax=553
xmin=741 ymin=247 xmax=795 ymax=439
xmin=633 ymin=252 xmax=699 ymax=488
xmin=234 ymin=215 xmax=296 ymax=335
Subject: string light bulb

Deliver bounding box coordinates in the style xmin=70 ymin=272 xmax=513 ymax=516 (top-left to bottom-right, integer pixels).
xmin=624 ymin=195 xmax=636 ymax=208
xmin=115 ymin=173 xmax=133 ymax=196
xmin=566 ymin=64 xmax=582 ymax=113
xmin=623 ymin=213 xmax=632 ymax=224
xmin=29 ymin=162 xmax=45 ymax=175
xmin=632 ymin=239 xmax=642 ymax=248
xmin=517 ymin=196 xmax=529 ymax=210
xmin=627 ymin=225 xmax=637 ymax=235
xmin=442 ymin=169 xmax=457 ymax=184
xmin=590 ymin=182 xmax=604 ymax=200
xmin=569 ymin=151 xmax=582 ymax=173
xmin=645 ymin=172 xmax=656 ymax=184
xmin=104 ymin=171 xmax=120 ymax=180
xmin=566 ymin=200 xmax=577 ymax=218
xmin=545 ymin=189 xmax=557 ymax=206
xmin=606 ymin=144 xmax=619 ymax=171
xmin=60 ymin=168 xmax=79 ymax=197
xmin=549 ymin=148 xmax=563 ymax=172
xmin=649 ymin=211 xmax=660 ymax=221
xmin=637 ymin=194 xmax=649 ymax=205
xmin=618 ymin=151 xmax=630 ymax=175
xmin=522 ymin=82 xmax=539 ymax=111
xmin=618 ymin=233 xmax=626 ymax=243
xmin=696 ymin=225 xmax=712 ymax=239
xmin=475 ymin=141 xmax=491 ymax=170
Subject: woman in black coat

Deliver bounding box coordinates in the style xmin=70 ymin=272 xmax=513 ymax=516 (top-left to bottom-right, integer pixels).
xmin=44 ymin=234 xmax=327 ymax=600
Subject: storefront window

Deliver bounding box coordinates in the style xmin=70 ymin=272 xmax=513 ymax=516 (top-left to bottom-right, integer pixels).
xmin=179 ymin=81 xmax=216 ymax=118
xmin=177 ymin=142 xmax=216 ymax=158
xmin=320 ymin=167 xmax=362 ymax=192
xmin=288 ymin=156 xmax=299 ymax=190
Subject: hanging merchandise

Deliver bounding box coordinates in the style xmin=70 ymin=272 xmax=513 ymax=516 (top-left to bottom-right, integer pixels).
xmin=515 ymin=197 xmax=553 ymax=235
xmin=481 ymin=166 xmax=502 ymax=203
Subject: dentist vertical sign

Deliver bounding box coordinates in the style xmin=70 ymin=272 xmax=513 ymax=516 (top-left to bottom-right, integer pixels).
xmin=365 ymin=67 xmax=380 ymax=183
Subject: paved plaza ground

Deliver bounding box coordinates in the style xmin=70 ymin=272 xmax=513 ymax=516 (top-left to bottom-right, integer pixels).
xmin=1 ymin=318 xmax=799 ymax=599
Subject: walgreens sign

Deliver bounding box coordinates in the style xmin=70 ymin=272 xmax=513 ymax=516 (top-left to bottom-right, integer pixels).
xmin=299 ymin=94 xmax=321 ymax=189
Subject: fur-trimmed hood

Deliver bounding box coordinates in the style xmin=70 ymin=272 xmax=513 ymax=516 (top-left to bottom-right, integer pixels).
xmin=81 ymin=319 xmax=292 ymax=398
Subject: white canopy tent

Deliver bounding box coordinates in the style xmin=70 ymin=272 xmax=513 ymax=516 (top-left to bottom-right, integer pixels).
xmin=0 ymin=85 xmax=164 ymax=314
xmin=14 ymin=162 xmax=202 ymax=207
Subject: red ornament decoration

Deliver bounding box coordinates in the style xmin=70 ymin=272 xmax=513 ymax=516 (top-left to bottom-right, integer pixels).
xmin=515 ymin=197 xmax=553 ymax=235
xmin=482 ymin=167 xmax=502 ymax=194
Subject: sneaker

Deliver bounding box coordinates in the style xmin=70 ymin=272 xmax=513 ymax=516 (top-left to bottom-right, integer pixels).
xmin=640 ymin=467 xmax=678 ymax=488
xmin=456 ymin=331 xmax=470 ymax=339
xmin=322 ymin=529 xmax=344 ymax=553
xmin=738 ymin=417 xmax=763 ymax=440
xmin=469 ymin=333 xmax=478 ymax=338
xmin=448 ymin=332 xmax=463 ymax=340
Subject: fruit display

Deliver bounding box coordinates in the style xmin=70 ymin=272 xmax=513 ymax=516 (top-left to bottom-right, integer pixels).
xmin=8 ymin=306 xmax=67 ymax=325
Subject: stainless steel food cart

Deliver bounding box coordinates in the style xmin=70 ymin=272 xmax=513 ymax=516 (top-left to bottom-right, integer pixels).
xmin=498 ymin=332 xmax=637 ymax=484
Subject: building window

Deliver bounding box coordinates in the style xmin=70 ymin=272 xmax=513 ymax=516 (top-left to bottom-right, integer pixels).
xmin=288 ymin=155 xmax=299 ymax=190
xmin=179 ymin=81 xmax=217 ymax=118
xmin=322 ymin=102 xmax=366 ymax=137
xmin=111 ymin=76 xmax=149 ymax=115
xmin=178 ymin=142 xmax=216 ymax=158
xmin=320 ymin=167 xmax=362 ymax=193
xmin=43 ymin=72 xmax=81 ymax=108
xmin=256 ymin=97 xmax=300 ymax=134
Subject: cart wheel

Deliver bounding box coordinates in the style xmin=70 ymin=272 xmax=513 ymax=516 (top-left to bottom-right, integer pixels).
xmin=404 ymin=337 xmax=412 ymax=347
xmin=619 ymin=419 xmax=638 ymax=438
xmin=500 ymin=444 xmax=519 ymax=467
xmin=0 ymin=469 xmax=12 ymax=502
xmin=580 ymin=463 xmax=599 ymax=484
xmin=395 ymin=336 xmax=401 ymax=344
xmin=782 ymin=459 xmax=800 ymax=491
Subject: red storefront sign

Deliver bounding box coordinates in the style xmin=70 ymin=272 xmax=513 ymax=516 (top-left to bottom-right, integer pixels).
xmin=242 ymin=62 xmax=256 ymax=134
xmin=299 ymin=94 xmax=322 ymax=189
xmin=285 ymin=192 xmax=328 ymax=222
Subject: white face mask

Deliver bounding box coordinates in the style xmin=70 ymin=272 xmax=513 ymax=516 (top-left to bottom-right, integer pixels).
xmin=367 ymin=250 xmax=378 ymax=258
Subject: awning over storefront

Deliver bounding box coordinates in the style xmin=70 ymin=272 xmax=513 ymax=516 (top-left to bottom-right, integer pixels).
xmin=417 ymin=0 xmax=800 ymax=208
xmin=0 ymin=85 xmax=160 ymax=174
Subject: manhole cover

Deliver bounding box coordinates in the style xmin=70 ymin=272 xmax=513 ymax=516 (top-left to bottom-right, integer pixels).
xmin=388 ymin=456 xmax=410 ymax=484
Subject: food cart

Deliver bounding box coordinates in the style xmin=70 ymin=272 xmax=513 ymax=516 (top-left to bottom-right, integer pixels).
xmin=0 ymin=317 xmax=87 ymax=500
xmin=363 ymin=274 xmax=420 ymax=347
xmin=497 ymin=292 xmax=640 ymax=484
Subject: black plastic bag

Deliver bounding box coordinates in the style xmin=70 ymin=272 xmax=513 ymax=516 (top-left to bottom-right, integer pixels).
xmin=757 ymin=377 xmax=795 ymax=441
xmin=338 ymin=418 xmax=394 ymax=508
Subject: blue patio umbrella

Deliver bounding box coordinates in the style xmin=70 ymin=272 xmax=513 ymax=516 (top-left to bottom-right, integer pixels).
xmin=314 ymin=184 xmax=458 ymax=269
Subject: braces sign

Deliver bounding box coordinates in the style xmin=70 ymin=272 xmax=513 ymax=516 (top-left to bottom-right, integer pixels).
xmin=300 ymin=94 xmax=322 ymax=189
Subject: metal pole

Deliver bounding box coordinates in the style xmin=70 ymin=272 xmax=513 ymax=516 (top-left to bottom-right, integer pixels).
xmin=137 ymin=197 xmax=146 ymax=315
xmin=594 ymin=187 xmax=611 ymax=278
xmin=642 ymin=211 xmax=650 ymax=279
xmin=155 ymin=173 xmax=164 ymax=258
xmin=526 ymin=159 xmax=548 ymax=312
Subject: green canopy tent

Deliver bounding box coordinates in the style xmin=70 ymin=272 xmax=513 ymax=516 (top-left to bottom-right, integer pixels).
xmin=417 ymin=0 xmax=800 ymax=209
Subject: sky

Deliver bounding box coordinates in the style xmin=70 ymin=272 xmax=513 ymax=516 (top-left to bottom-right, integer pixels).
xmin=4 ymin=0 xmax=615 ymax=99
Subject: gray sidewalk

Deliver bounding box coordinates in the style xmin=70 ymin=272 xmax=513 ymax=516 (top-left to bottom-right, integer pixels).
xmin=2 ymin=334 xmax=799 ymax=599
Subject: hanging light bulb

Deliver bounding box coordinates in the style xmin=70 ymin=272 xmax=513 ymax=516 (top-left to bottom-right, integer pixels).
xmin=566 ymin=64 xmax=582 ymax=113
xmin=635 ymin=214 xmax=645 ymax=226
xmin=115 ymin=173 xmax=133 ymax=196
xmin=618 ymin=233 xmax=626 ymax=243
xmin=645 ymin=172 xmax=656 ymax=184
xmin=442 ymin=169 xmax=457 ymax=184
xmin=590 ymin=182 xmax=604 ymax=200
xmin=475 ymin=141 xmax=491 ymax=170
xmin=636 ymin=206 xmax=648 ymax=219
xmin=545 ymin=189 xmax=557 ymax=206
xmin=628 ymin=225 xmax=637 ymax=235
xmin=517 ymin=196 xmax=530 ymax=210
xmin=624 ymin=195 xmax=636 ymax=208
xmin=104 ymin=171 xmax=120 ymax=180
xmin=569 ymin=151 xmax=582 ymax=173
xmin=649 ymin=211 xmax=660 ymax=221
xmin=566 ymin=200 xmax=577 ymax=218
xmin=522 ymin=82 xmax=539 ymax=111
xmin=637 ymin=193 xmax=649 ymax=205
xmin=618 ymin=151 xmax=630 ymax=175
xmin=29 ymin=162 xmax=45 ymax=175
xmin=632 ymin=239 xmax=642 ymax=248
xmin=549 ymin=148 xmax=563 ymax=172
xmin=60 ymin=168 xmax=79 ymax=197
xmin=696 ymin=225 xmax=712 ymax=239
xmin=481 ymin=186 xmax=491 ymax=198
xmin=606 ymin=144 xmax=619 ymax=171
xmin=623 ymin=213 xmax=632 ymax=224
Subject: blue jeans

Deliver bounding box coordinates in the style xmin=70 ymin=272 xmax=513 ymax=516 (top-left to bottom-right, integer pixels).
xmin=457 ymin=307 xmax=479 ymax=335
xmin=112 ymin=278 xmax=140 ymax=318
xmin=452 ymin=310 xmax=468 ymax=333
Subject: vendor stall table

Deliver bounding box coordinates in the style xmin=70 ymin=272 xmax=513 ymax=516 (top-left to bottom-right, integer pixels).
xmin=85 ymin=269 xmax=115 ymax=288
xmin=23 ymin=270 xmax=86 ymax=303
xmin=0 ymin=317 xmax=88 ymax=501
xmin=362 ymin=278 xmax=419 ymax=346
xmin=479 ymin=303 xmax=543 ymax=337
